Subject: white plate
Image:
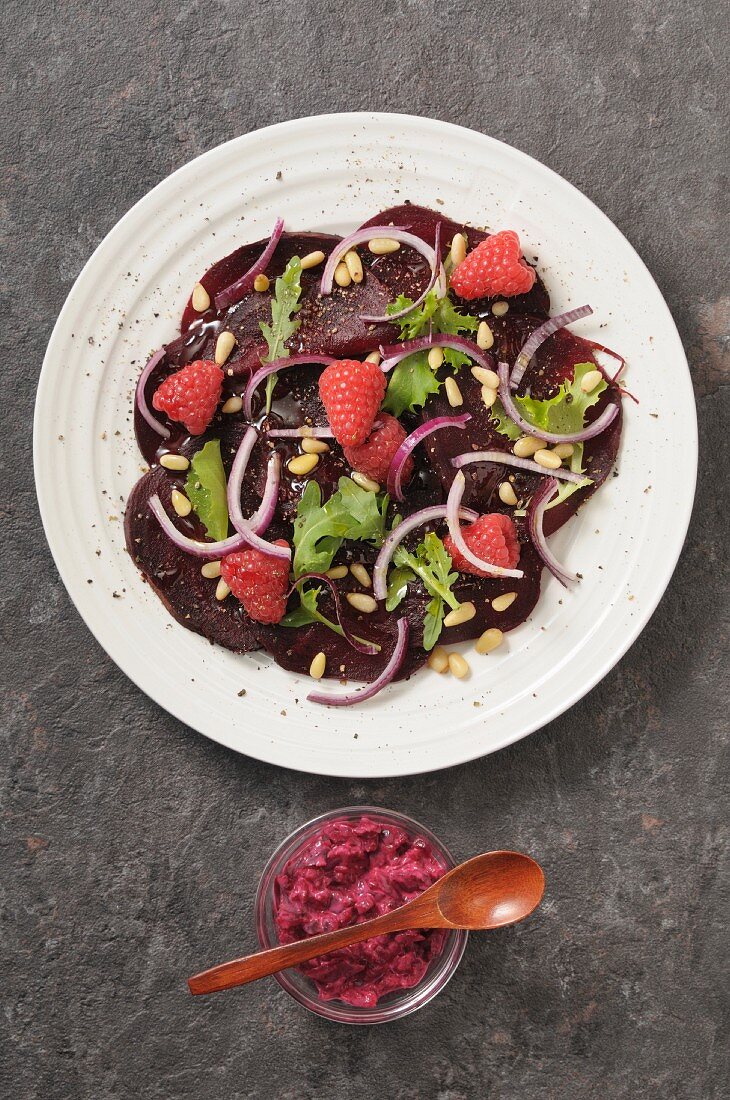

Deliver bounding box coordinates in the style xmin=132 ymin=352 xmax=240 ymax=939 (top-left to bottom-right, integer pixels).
xmin=34 ymin=113 xmax=696 ymax=778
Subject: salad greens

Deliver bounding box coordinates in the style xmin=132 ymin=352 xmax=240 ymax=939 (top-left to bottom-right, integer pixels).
xmin=280 ymin=585 xmax=380 ymax=650
xmin=259 ymin=256 xmax=303 ymax=413
xmin=389 ymin=532 xmax=460 ymax=651
xmin=292 ymin=478 xmax=389 ymax=578
xmin=491 ymin=362 xmax=608 ymax=441
xmin=184 ymin=440 xmax=229 ymax=541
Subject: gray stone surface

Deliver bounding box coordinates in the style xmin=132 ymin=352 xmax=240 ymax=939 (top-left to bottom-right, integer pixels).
xmin=1 ymin=0 xmax=728 ymax=1096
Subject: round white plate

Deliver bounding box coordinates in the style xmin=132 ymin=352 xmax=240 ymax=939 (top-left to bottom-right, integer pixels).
xmin=35 ymin=112 xmax=696 ymax=778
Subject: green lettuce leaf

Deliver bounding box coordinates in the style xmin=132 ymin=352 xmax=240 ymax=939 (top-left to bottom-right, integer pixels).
xmin=489 ymin=399 xmax=523 ymax=441
xmin=259 ymin=256 xmax=303 ymax=412
xmin=545 ymin=443 xmax=592 ymax=510
xmin=292 ymin=478 xmax=389 ymax=578
xmin=382 ymin=351 xmax=441 ymax=417
xmin=393 ymin=532 xmax=460 ymax=651
xmin=513 ymin=362 xmax=608 ymax=435
xmin=184 ymin=440 xmax=229 ymax=541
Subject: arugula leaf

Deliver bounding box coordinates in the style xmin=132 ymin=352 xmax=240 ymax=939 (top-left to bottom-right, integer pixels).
xmin=184 ymin=440 xmax=229 ymax=541
xmin=423 ymin=596 xmax=446 ymax=652
xmin=514 ymin=362 xmax=608 ymax=435
xmin=279 ymin=585 xmax=380 ymax=650
xmin=385 ymin=565 xmax=415 ymax=611
xmin=292 ymin=478 xmax=389 ymax=577
xmin=393 ymin=532 xmax=460 ymax=651
xmin=382 ymin=351 xmax=441 ymax=417
xmin=259 ymin=256 xmax=303 ymax=413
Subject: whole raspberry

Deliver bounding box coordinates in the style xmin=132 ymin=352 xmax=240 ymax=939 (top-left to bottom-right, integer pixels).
xmin=343 ymin=413 xmax=413 ymax=485
xmin=450 ymin=231 xmax=536 ymax=301
xmin=444 ymin=513 xmax=521 ymax=577
xmin=221 ymin=541 xmax=290 ymax=624
xmin=318 ymin=359 xmax=386 ymax=447
xmin=152 ymin=359 xmax=223 ymax=435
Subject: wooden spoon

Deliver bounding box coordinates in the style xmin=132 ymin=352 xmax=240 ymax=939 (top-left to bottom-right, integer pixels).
xmin=188 ymin=850 xmax=544 ymax=996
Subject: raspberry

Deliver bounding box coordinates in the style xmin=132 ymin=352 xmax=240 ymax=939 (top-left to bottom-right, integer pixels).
xmin=221 ymin=541 xmax=290 ymax=624
xmin=444 ymin=513 xmax=521 ymax=577
xmin=450 ymin=231 xmax=536 ymax=301
xmin=343 ymin=413 xmax=413 ymax=485
xmin=318 ymin=359 xmax=386 ymax=447
xmin=152 ymin=359 xmax=223 ymax=436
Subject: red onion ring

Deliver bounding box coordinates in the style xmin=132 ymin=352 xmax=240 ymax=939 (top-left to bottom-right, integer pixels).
xmin=446 ymin=472 xmax=525 ymax=579
xmin=307 ymin=617 xmax=409 ymax=707
xmin=509 ymin=305 xmax=593 ymax=390
xmin=387 ymin=414 xmax=472 ymax=501
xmin=497 ymin=361 xmax=619 ymax=444
xmin=527 ymin=477 xmax=578 ymax=587
xmin=379 ymin=333 xmax=495 ymax=373
xmin=288 ymin=574 xmax=379 ymax=655
xmin=226 ymin=427 xmax=290 ymax=560
xmin=135 ymin=348 xmax=170 ymax=438
xmin=148 ymin=495 xmax=246 ymax=559
xmin=452 ymin=449 xmax=588 ymax=484
xmin=213 ymin=217 xmax=285 ymax=311
xmin=320 ymin=226 xmax=444 ymax=303
xmin=372 ymin=504 xmax=479 ymax=602
xmin=266 ymin=426 xmax=335 ymax=439
xmin=243 ymin=354 xmax=335 ymax=419
xmin=360 ymin=222 xmax=446 ymax=324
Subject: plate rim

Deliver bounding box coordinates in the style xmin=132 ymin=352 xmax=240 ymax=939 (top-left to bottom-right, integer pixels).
xmin=34 ymin=111 xmax=698 ymax=777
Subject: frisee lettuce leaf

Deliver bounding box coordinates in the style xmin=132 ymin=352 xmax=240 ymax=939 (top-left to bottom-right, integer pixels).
xmin=292 ymin=478 xmax=389 ymax=578
xmin=489 ymin=399 xmax=523 ymax=441
xmin=382 ymin=351 xmax=441 ymax=417
xmin=513 ymin=362 xmax=607 ymax=435
xmin=184 ymin=440 xmax=229 ymax=541
xmin=279 ymin=584 xmax=379 ymax=650
xmin=259 ymin=256 xmax=303 ymax=413
xmin=392 ymin=532 xmax=460 ymax=651
xmin=545 ymin=443 xmax=592 ymax=510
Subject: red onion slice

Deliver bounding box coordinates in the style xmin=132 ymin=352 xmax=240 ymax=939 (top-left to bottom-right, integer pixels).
xmin=288 ymin=574 xmax=379 ymax=655
xmin=266 ymin=425 xmax=335 ymax=439
xmin=135 ymin=348 xmax=170 ymax=438
xmin=527 ymin=477 xmax=578 ymax=587
xmin=446 ymin=472 xmax=525 ymax=579
xmin=497 ymin=361 xmax=619 ymax=444
xmin=320 ymin=226 xmax=442 ymax=304
xmin=452 ymin=449 xmax=588 ymax=484
xmin=213 ymin=217 xmax=285 ymax=311
xmin=307 ymin=617 xmax=409 ymax=707
xmin=372 ymin=504 xmax=479 ymax=602
xmin=243 ymin=354 xmax=335 ymax=419
xmin=360 ymin=221 xmax=446 ymax=324
xmin=379 ymin=333 xmax=495 ymax=373
xmin=509 ymin=305 xmax=593 ymax=390
xmin=387 ymin=414 xmax=472 ymax=501
xmin=148 ymin=495 xmax=246 ymax=559
xmin=226 ymin=427 xmax=290 ymax=560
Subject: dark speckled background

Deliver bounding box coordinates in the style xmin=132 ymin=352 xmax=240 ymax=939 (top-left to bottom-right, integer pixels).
xmin=2 ymin=1 xmax=728 ymax=1097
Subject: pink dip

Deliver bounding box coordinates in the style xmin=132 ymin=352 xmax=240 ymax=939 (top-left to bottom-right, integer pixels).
xmin=273 ymin=815 xmax=448 ymax=1007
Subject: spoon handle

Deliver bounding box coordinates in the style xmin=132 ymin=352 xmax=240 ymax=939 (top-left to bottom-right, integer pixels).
xmin=188 ymin=895 xmax=437 ymax=995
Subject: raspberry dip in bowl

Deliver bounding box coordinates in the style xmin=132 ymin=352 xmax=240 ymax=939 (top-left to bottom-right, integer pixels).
xmin=255 ymin=807 xmax=467 ymax=1023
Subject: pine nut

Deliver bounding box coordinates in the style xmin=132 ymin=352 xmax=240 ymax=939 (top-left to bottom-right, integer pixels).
xmin=581 ymin=369 xmax=603 ymax=393
xmin=365 ymin=351 xmax=381 ymax=365
xmin=334 ymin=262 xmax=352 ymax=288
xmin=475 ymin=627 xmax=504 ymax=654
xmin=201 ymin=560 xmax=222 ymax=579
xmin=481 ymin=386 xmax=498 ymax=409
xmin=471 ymin=365 xmax=499 ymax=388
xmin=344 ymin=250 xmax=363 ymax=283
xmin=191 ymin=282 xmax=210 ymax=311
xmin=368 ymin=237 xmax=401 ymax=255
xmin=160 ymin=453 xmax=190 ymax=471
xmin=300 ymin=250 xmax=326 ymax=270
xmin=513 ymin=436 xmax=542 ymax=458
xmin=492 ymin=301 xmax=509 ymax=317
xmin=492 ymin=591 xmax=517 ymax=612
xmin=326 ymin=565 xmax=348 ymax=580
xmin=350 ymin=563 xmax=371 ymax=588
xmin=534 ymin=448 xmax=562 ymax=470
xmin=552 ymin=442 xmax=575 ymax=459
xmin=171 ymin=489 xmax=191 ymax=517
xmin=288 ymin=453 xmax=319 ymax=476
xmin=427 ymin=646 xmax=450 ymax=673
xmin=476 ymin=320 xmax=494 ymax=350
xmin=444 ymin=601 xmax=476 ymax=628
xmin=444 ymin=377 xmax=463 ymax=407
xmin=351 ymin=471 xmax=380 ymax=493
xmin=215 ymin=333 xmax=235 ymax=367
xmin=309 ymin=651 xmax=326 ymax=680
xmin=302 ymin=437 xmax=330 ymax=454
xmin=448 ymin=652 xmax=470 ymax=679
xmin=222 ymin=395 xmax=243 ymax=414
xmin=253 ymin=273 xmax=270 ymax=293
xmin=428 ymin=346 xmax=444 ymax=370
xmin=215 ymin=579 xmax=231 ymax=601
xmin=450 ymin=233 xmax=467 ymax=266
xmin=346 ymin=592 xmax=378 ymax=614
xmin=499 ymin=481 xmax=518 ymax=506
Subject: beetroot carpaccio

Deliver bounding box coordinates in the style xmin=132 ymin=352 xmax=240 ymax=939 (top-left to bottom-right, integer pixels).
xmin=124 ymin=204 xmax=625 ymax=705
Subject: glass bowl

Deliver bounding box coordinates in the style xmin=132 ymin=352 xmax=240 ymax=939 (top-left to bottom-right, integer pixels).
xmin=255 ymin=805 xmax=468 ymax=1025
